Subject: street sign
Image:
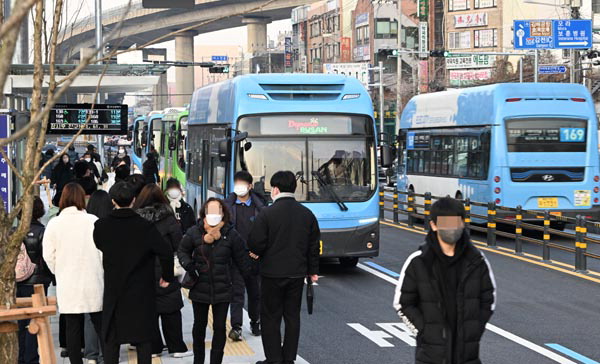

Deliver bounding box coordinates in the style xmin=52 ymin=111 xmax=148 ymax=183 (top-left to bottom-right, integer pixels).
xmin=323 ymin=63 xmax=370 ymax=87
xmin=538 ymin=65 xmax=567 ymax=74
xmin=513 ymin=19 xmax=591 ymax=50
xmin=446 ymin=54 xmax=495 ymax=69
xmin=419 ymin=22 xmax=428 ymax=59
xmin=0 ymin=114 xmax=10 ymax=212
xmin=211 ymin=55 xmax=229 ymax=62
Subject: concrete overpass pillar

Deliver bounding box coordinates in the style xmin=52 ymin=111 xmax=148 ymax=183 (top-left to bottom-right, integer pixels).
xmin=243 ymin=16 xmax=271 ymax=56
xmin=174 ymin=31 xmax=197 ymax=107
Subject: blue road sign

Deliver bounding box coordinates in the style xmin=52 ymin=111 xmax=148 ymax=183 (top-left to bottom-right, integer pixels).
xmin=514 ymin=19 xmax=591 ymax=50
xmin=211 ymin=55 xmax=228 ymax=62
xmin=0 ymin=114 xmax=10 ymax=212
xmin=538 ymin=65 xmax=567 ymax=74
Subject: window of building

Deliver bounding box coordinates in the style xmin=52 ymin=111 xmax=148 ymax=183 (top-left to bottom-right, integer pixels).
xmin=474 ymin=0 xmax=496 ymax=8
xmin=474 ymin=29 xmax=497 ymax=48
xmin=594 ymin=0 xmax=600 ymax=12
xmin=404 ymin=26 xmax=418 ymax=49
xmin=449 ymin=0 xmax=469 ymax=11
xmin=375 ymin=19 xmax=398 ymax=39
xmin=448 ymin=31 xmax=471 ymax=49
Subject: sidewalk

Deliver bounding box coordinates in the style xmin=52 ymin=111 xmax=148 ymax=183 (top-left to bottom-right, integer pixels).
xmin=49 ymin=286 xmax=310 ymax=364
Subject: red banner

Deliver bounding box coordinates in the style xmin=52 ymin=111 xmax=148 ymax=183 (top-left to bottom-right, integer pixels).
xmin=341 ymin=37 xmax=351 ymax=62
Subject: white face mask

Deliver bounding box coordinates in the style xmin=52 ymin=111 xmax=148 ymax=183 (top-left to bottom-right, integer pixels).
xmin=167 ymin=188 xmax=181 ymax=200
xmin=84 ymin=158 xmax=91 ymax=163
xmin=234 ymin=183 xmax=249 ymax=197
xmin=206 ymin=214 xmax=223 ymax=226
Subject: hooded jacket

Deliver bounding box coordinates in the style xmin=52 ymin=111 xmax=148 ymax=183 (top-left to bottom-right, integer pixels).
xmin=393 ymin=230 xmax=496 ymax=364
xmin=136 ymin=203 xmax=184 ymax=314
xmin=177 ymin=224 xmax=251 ymax=304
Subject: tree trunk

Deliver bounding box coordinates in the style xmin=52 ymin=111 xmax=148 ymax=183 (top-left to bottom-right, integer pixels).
xmin=0 ymin=219 xmax=18 ymax=364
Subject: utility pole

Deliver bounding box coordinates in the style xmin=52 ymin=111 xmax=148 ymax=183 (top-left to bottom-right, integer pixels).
xmin=369 ymin=62 xmax=385 ymax=135
xmin=95 ymin=0 xmax=105 ymax=164
xmin=396 ymin=0 xmax=402 ymax=129
xmin=571 ymin=1 xmax=581 ymax=84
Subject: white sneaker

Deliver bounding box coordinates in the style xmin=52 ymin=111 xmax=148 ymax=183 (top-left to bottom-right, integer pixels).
xmin=128 ymin=344 xmax=136 ymax=351
xmin=87 ymin=360 xmax=97 ymax=364
xmin=172 ymin=350 xmax=193 ymax=358
xmin=152 ymin=353 xmax=161 ymax=358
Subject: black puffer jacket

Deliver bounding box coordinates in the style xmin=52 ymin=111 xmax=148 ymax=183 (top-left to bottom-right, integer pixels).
xmin=394 ymin=231 xmax=496 ymax=364
xmin=137 ymin=203 xmax=183 ymax=314
xmin=19 ymin=221 xmax=53 ymax=286
xmin=177 ymin=224 xmax=251 ymax=304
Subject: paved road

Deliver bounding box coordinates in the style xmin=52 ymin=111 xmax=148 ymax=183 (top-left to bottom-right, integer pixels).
xmin=48 ymin=221 xmax=600 ymax=364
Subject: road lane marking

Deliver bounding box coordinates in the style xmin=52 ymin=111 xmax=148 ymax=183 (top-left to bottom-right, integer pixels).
xmin=357 ymin=263 xmax=577 ymax=364
xmin=376 ymin=323 xmax=417 ymax=346
xmin=347 ymin=323 xmax=395 ymax=347
xmin=380 ymin=220 xmax=600 ymax=284
xmin=546 ymin=344 xmax=599 ymax=364
xmin=363 ymin=261 xmax=400 ymax=278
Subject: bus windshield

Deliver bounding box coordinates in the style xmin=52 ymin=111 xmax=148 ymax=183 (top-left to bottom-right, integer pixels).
xmin=506 ymin=118 xmax=587 ymax=152
xmin=237 ymin=114 xmax=376 ymax=202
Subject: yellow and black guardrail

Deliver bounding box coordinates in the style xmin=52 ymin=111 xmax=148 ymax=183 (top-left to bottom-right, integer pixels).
xmin=379 ymin=187 xmax=600 ymax=273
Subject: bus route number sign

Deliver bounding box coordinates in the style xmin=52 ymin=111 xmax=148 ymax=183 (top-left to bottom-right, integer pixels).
xmin=559 ymin=127 xmax=585 ymax=142
xmin=47 ymin=103 xmax=128 ymax=135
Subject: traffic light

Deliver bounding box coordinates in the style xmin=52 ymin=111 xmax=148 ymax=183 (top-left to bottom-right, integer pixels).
xmin=379 ymin=49 xmax=395 ymax=57
xmin=429 ymin=49 xmax=449 ymax=57
xmin=209 ymin=65 xmax=230 ymax=74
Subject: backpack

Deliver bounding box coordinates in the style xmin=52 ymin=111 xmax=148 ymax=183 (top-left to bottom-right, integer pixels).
xmin=15 ymin=242 xmax=36 ymax=282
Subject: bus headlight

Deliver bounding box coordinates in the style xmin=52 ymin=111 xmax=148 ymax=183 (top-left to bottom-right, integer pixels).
xmin=367 ymin=242 xmax=373 ymax=249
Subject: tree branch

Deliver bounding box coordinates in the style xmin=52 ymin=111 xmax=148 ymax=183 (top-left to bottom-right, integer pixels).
xmin=0 ymin=148 xmax=24 ymax=186
xmin=0 ymin=0 xmax=39 ymax=42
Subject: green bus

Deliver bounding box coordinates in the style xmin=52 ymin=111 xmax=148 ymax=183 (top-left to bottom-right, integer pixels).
xmin=163 ymin=109 xmax=189 ymax=189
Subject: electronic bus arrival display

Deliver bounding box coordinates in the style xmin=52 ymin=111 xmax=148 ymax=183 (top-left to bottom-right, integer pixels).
xmin=47 ymin=103 xmax=128 ymax=135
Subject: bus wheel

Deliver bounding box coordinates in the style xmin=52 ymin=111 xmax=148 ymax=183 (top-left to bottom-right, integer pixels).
xmin=339 ymin=257 xmax=359 ymax=268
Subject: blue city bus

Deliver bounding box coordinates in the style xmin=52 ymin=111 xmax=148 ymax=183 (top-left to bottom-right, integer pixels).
xmin=186 ymin=74 xmax=386 ymax=266
xmin=397 ymin=83 xmax=600 ymax=225
xmin=131 ymin=111 xmax=163 ymax=173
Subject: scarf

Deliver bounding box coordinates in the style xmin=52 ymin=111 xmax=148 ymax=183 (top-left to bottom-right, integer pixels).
xmin=273 ymin=192 xmax=296 ymax=202
xmin=203 ymin=220 xmax=224 ymax=244
xmin=167 ymin=195 xmax=182 ymax=213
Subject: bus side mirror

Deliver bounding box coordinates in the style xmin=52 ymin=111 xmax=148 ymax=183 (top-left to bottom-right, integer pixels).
xmin=380 ymin=145 xmax=392 ymax=168
xmin=168 ymin=133 xmax=176 ymax=151
xmin=218 ymin=139 xmax=231 ymax=162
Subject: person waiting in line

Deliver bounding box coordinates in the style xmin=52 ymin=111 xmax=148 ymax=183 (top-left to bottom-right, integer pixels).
xmin=248 ymin=171 xmax=321 ymax=364
xmin=82 ymin=152 xmax=101 ymax=182
xmin=224 ymin=171 xmax=265 ymax=341
xmin=114 ymin=164 xmax=130 ymax=183
xmin=394 ymin=197 xmax=497 ymax=364
xmin=93 ymin=182 xmax=175 ymax=364
xmin=87 ymin=144 xmax=102 ymax=164
xmin=73 ymin=160 xmax=98 ymax=201
xmin=40 ymin=148 xmax=56 ymax=181
xmin=67 ymin=145 xmax=79 ymax=163
xmin=84 ymin=190 xmax=114 ymax=364
xmin=16 ymin=197 xmax=54 ymax=364
xmin=111 ymin=147 xmax=131 ymax=170
xmin=133 ymin=184 xmax=192 ymax=359
xmin=164 ymin=178 xmax=196 ymax=234
xmin=51 ymin=153 xmax=74 ymax=206
xmin=143 ymin=153 xmax=160 ymax=185
xmin=42 ymin=183 xmax=104 ymax=364
xmin=177 ymin=198 xmax=251 ymax=364
xmin=125 ymin=174 xmax=147 ymax=197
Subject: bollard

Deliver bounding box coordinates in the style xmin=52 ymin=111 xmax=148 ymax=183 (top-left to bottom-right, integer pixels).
xmin=575 ymin=215 xmax=582 ymax=271
xmin=424 ymin=192 xmax=432 ymax=231
xmin=515 ymin=205 xmax=523 ymax=255
xmin=393 ymin=187 xmax=399 ymax=224
xmin=464 ymin=198 xmax=471 ymax=235
xmin=487 ymin=201 xmax=497 ymax=247
xmin=379 ymin=191 xmax=384 ymax=219
xmin=407 ymin=190 xmax=415 ymax=228
xmin=580 ymin=216 xmax=588 ymax=272
xmin=542 ymin=210 xmax=550 ymax=261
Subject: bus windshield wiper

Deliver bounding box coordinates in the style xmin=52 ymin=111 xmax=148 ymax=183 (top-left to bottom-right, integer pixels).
xmin=312 ymin=171 xmax=348 ymax=211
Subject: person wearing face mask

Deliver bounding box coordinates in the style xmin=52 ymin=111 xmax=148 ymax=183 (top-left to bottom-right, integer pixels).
xmin=112 ymin=147 xmax=131 ymax=170
xmin=393 ymin=197 xmax=496 ymax=364
xmin=51 ymin=153 xmax=74 ymax=206
xmin=224 ymin=171 xmax=265 ymax=341
xmin=82 ymin=152 xmax=101 ymax=183
xmin=177 ymin=198 xmax=251 ymax=364
xmin=164 ymin=178 xmax=196 ymax=234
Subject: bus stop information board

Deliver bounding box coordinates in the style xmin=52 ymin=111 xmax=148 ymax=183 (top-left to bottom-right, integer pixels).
xmin=513 ymin=19 xmax=592 ymax=49
xmin=47 ymin=104 xmax=128 ymax=135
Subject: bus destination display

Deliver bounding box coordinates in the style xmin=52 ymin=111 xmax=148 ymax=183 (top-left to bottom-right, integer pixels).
xmin=508 ymin=127 xmax=586 ymax=143
xmin=47 ymin=104 xmax=128 ymax=135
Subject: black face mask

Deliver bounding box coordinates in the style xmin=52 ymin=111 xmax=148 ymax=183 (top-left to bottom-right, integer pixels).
xmin=437 ymin=228 xmax=463 ymax=244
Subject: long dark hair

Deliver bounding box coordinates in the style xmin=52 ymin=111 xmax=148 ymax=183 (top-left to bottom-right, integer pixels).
xmin=133 ymin=183 xmax=169 ymax=209
xmin=86 ymin=190 xmax=113 ymax=218
xmin=198 ymin=197 xmax=230 ymax=226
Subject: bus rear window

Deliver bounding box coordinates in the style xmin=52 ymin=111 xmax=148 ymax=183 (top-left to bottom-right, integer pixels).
xmin=506 ymin=118 xmax=587 ymax=152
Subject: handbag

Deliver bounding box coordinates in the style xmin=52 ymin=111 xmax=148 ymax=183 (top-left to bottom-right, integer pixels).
xmin=306 ymin=276 xmax=314 ymax=315
xmin=181 ymin=270 xmax=198 ymax=290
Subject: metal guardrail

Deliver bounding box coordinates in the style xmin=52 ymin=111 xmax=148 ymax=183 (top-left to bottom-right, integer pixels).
xmin=379 ymin=187 xmax=600 ymax=273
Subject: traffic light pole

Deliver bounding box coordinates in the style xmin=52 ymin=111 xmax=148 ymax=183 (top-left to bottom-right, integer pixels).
xmin=369 ymin=62 xmax=385 ymax=135
xmin=95 ymin=0 xmax=105 ymax=165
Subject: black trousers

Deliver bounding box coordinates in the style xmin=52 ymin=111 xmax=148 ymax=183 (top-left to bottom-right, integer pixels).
xmin=230 ymin=267 xmax=261 ymax=329
xmin=63 ymin=312 xmax=102 ymax=364
xmin=17 ymin=284 xmax=48 ymax=364
xmin=192 ymin=301 xmax=229 ymax=364
xmin=104 ymin=339 xmax=151 ymax=364
xmin=151 ymin=310 xmax=189 ymax=354
xmin=260 ymin=277 xmax=304 ymax=362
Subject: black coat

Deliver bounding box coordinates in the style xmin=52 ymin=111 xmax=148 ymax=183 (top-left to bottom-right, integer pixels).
xmin=394 ymin=232 xmax=496 ymax=364
xmin=177 ymin=224 xmax=251 ymax=304
xmin=19 ymin=221 xmax=53 ymax=286
xmin=143 ymin=159 xmax=159 ymax=184
xmin=173 ymin=200 xmax=196 ymax=234
xmin=94 ymin=208 xmax=174 ymax=343
xmin=224 ymin=191 xmax=266 ymax=229
xmin=136 ymin=203 xmax=184 ymax=314
xmin=51 ymin=162 xmax=74 ymax=192
xmin=248 ymin=196 xmax=320 ymax=278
